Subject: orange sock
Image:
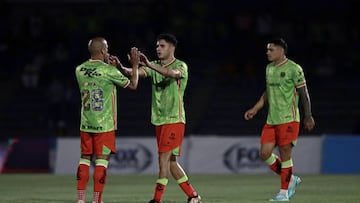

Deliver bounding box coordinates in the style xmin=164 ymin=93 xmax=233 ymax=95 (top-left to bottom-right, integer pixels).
xmin=77 ymin=158 xmax=90 ymax=201
xmin=265 ymin=154 xmax=282 ymax=175
xmin=271 ymin=158 xmax=282 ymax=175
xmin=177 ymin=176 xmax=198 ymax=197
xmin=280 ymin=159 xmax=293 ymax=189
xmin=93 ymin=159 xmax=108 ymax=203
xmin=153 ymin=178 xmax=168 ymax=201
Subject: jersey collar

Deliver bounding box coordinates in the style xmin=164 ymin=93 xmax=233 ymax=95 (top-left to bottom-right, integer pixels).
xmin=161 ymin=58 xmax=176 ymax=67
xmin=275 ymin=58 xmax=288 ymax=67
xmin=89 ymin=59 xmax=103 ymax=63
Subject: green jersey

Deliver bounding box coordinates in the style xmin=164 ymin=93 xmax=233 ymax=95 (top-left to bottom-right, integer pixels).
xmin=75 ymin=60 xmax=130 ymax=133
xmin=265 ymin=59 xmax=306 ymax=125
xmin=142 ymin=59 xmax=188 ymax=126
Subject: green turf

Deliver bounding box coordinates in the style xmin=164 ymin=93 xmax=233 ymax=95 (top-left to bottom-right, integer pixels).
xmin=0 ymin=174 xmax=359 ymax=203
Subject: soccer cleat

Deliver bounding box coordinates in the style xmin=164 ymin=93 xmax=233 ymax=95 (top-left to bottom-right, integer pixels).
xmin=288 ymin=175 xmax=302 ymax=198
xmin=269 ymin=193 xmax=289 ymax=202
xmin=92 ymin=202 xmax=104 ymax=203
xmin=77 ymin=201 xmax=85 ymax=203
xmin=148 ymin=200 xmax=162 ymax=203
xmin=187 ymin=195 xmax=202 ymax=203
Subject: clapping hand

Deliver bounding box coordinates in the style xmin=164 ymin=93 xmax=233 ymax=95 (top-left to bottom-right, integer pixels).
xmin=127 ymin=47 xmax=140 ymax=66
xmin=109 ymin=55 xmax=123 ymax=69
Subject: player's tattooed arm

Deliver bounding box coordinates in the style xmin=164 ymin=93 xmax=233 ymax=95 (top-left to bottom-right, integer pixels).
xmin=297 ymin=86 xmax=315 ymax=131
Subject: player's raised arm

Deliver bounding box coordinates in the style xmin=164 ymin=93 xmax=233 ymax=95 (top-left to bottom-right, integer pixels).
xmin=139 ymin=53 xmax=181 ymax=79
xmin=110 ymin=51 xmax=147 ymax=79
xmin=125 ymin=47 xmax=140 ymax=90
xmin=297 ymin=85 xmax=315 ymax=131
xmin=244 ymin=91 xmax=267 ymax=120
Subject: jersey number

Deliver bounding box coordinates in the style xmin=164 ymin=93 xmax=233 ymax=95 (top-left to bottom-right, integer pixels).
xmin=82 ymin=89 xmax=104 ymax=111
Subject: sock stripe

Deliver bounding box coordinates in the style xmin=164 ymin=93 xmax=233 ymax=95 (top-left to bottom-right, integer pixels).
xmin=282 ymin=159 xmax=293 ymax=168
xmin=265 ymin=153 xmax=277 ymax=165
xmin=79 ymin=158 xmax=91 ymax=166
xmin=156 ymin=178 xmax=169 ymax=185
xmin=177 ymin=175 xmax=189 ymax=184
xmin=95 ymin=159 xmax=109 ymax=168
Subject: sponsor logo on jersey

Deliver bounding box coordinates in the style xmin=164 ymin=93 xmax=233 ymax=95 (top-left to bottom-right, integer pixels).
xmin=81 ymin=125 xmax=103 ymax=131
xmin=80 ymin=67 xmax=102 ymax=77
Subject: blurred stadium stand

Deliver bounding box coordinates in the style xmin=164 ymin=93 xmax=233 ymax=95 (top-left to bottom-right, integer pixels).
xmin=0 ymin=0 xmax=359 ymax=137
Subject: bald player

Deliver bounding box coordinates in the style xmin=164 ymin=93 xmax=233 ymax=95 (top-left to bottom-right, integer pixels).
xmin=75 ymin=37 xmax=140 ymax=203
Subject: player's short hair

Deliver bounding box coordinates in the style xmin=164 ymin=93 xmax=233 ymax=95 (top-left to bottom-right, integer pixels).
xmin=268 ymin=38 xmax=288 ymax=54
xmin=157 ymin=33 xmax=178 ymax=47
xmin=88 ymin=37 xmax=107 ymax=55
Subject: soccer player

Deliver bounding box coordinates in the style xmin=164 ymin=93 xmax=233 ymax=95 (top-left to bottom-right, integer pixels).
xmin=75 ymin=37 xmax=140 ymax=203
xmin=118 ymin=33 xmax=201 ymax=203
xmin=244 ymin=38 xmax=315 ymax=201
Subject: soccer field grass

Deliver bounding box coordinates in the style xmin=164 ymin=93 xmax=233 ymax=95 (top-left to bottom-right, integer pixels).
xmin=0 ymin=174 xmax=359 ymax=203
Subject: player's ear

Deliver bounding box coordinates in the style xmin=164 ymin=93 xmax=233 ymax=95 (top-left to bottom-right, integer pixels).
xmin=101 ymin=47 xmax=106 ymax=55
xmin=170 ymin=45 xmax=175 ymax=52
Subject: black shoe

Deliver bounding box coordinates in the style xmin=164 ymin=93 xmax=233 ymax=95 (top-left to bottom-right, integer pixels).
xmin=187 ymin=195 xmax=202 ymax=203
xmin=148 ymin=199 xmax=162 ymax=203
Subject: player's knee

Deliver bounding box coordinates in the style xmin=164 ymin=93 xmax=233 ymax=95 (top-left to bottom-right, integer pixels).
xmin=170 ymin=155 xmax=177 ymax=162
xmin=81 ymin=154 xmax=92 ymax=160
xmin=259 ymin=150 xmax=272 ymax=161
xmin=96 ymin=155 xmax=110 ymax=160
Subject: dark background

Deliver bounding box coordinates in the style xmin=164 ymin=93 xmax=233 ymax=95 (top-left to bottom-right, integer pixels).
xmin=0 ymin=0 xmax=359 ymax=138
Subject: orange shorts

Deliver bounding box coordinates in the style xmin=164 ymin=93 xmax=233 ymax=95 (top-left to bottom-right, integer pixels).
xmin=260 ymin=121 xmax=300 ymax=146
xmin=80 ymin=131 xmax=116 ymax=155
xmin=155 ymin=123 xmax=185 ymax=155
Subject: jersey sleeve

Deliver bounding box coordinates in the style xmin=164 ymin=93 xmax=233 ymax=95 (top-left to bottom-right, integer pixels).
xmin=105 ymin=65 xmax=130 ymax=88
xmin=141 ymin=66 xmax=153 ymax=78
xmin=292 ymin=64 xmax=306 ymax=88
xmin=175 ymin=61 xmax=188 ymax=78
xmin=141 ymin=60 xmax=161 ymax=78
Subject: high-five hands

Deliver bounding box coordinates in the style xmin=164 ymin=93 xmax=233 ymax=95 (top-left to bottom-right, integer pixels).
xmin=128 ymin=47 xmax=140 ymax=66
xmin=108 ymin=47 xmax=141 ymax=68
xmin=109 ymin=55 xmax=122 ymax=68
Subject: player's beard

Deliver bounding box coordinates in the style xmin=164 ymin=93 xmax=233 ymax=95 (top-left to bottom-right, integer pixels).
xmin=157 ymin=52 xmax=163 ymax=60
xmin=158 ymin=52 xmax=169 ymax=61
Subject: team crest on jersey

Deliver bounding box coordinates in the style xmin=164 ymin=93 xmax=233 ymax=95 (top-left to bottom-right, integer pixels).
xmin=280 ymin=72 xmax=286 ymax=77
xmin=80 ymin=67 xmax=102 ymax=77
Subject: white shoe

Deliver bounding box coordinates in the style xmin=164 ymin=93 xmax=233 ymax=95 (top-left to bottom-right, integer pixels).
xmin=77 ymin=201 xmax=85 ymax=203
xmin=93 ymin=201 xmax=104 ymax=203
xmin=288 ymin=175 xmax=302 ymax=198
xmin=188 ymin=195 xmax=201 ymax=203
xmin=269 ymin=193 xmax=289 ymax=202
